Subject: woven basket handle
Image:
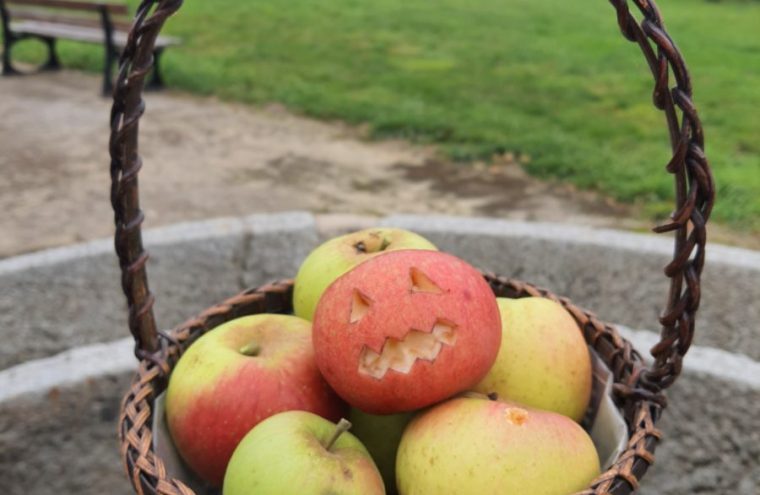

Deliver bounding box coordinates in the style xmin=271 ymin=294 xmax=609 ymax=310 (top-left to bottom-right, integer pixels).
xmin=109 ymin=0 xmax=714 ymax=394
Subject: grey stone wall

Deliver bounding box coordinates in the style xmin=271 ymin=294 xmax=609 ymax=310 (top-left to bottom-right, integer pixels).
xmin=642 ymin=373 xmax=760 ymax=494
xmin=0 ymin=371 xmax=134 ymax=495
xmin=0 ymin=212 xmax=317 ymax=370
xmin=2 ymin=212 xmax=758 ymax=494
xmin=381 ymin=215 xmax=760 ymax=361
xmin=2 ymin=339 xmax=756 ymax=495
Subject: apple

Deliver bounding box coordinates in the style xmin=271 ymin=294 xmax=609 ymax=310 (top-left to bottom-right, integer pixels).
xmin=293 ymin=227 xmax=437 ymax=321
xmin=165 ymin=314 xmax=347 ymax=487
xmin=224 ymin=412 xmax=385 ymax=495
xmin=348 ymin=409 xmax=413 ymax=495
xmin=474 ymin=297 xmax=592 ymax=422
xmin=313 ymin=249 xmax=502 ymax=414
xmin=396 ymin=395 xmax=600 ymax=495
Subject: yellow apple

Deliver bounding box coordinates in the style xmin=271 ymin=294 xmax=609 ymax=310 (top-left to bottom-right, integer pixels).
xmin=474 ymin=297 xmax=592 ymax=422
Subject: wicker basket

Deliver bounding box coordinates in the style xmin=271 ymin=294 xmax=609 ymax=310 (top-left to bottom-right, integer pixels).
xmin=110 ymin=1 xmax=715 ymax=494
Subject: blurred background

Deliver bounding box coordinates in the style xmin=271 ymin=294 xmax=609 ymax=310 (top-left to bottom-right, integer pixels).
xmin=2 ymin=0 xmax=758 ymax=257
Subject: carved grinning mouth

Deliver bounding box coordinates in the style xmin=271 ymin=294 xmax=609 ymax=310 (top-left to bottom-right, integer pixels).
xmin=358 ymin=319 xmax=458 ymax=379
xmin=351 ymin=267 xmax=457 ymax=379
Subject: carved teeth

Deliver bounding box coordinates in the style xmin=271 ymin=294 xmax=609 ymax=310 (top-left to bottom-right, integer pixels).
xmin=358 ymin=319 xmax=458 ymax=379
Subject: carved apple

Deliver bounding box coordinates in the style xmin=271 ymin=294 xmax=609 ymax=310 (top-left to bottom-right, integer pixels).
xmin=312 ymin=250 xmax=502 ymax=414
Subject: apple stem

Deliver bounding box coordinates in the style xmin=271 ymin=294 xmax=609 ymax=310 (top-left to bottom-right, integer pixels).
xmin=239 ymin=342 xmax=261 ymax=356
xmin=325 ymin=418 xmax=352 ymax=452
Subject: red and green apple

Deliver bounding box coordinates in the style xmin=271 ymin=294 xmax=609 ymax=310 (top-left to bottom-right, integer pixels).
xmin=165 ymin=314 xmax=346 ymax=487
xmin=396 ymin=394 xmax=600 ymax=494
xmin=312 ymin=249 xmax=502 ymax=414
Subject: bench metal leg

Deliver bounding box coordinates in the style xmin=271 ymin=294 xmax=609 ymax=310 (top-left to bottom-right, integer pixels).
xmin=2 ymin=49 xmax=18 ymax=75
xmin=2 ymin=37 xmax=20 ymax=76
xmin=102 ymin=46 xmax=117 ymax=96
xmin=42 ymin=38 xmax=61 ymax=71
xmin=146 ymin=48 xmax=165 ymax=90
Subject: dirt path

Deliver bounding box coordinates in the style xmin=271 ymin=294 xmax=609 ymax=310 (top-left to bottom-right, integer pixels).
xmin=0 ymin=70 xmax=745 ymax=258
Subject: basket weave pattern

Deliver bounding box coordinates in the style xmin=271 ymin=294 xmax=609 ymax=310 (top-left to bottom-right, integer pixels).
xmin=110 ymin=0 xmax=714 ymax=494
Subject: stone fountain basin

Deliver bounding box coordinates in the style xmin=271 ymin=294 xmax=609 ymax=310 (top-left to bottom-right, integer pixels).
xmin=2 ymin=212 xmax=758 ymax=494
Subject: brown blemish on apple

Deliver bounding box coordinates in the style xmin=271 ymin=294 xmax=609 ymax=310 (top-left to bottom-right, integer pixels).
xmin=358 ymin=319 xmax=458 ymax=379
xmin=410 ymin=267 xmax=444 ymax=294
xmin=350 ymin=290 xmax=372 ymax=323
xmin=504 ymin=407 xmax=529 ymax=426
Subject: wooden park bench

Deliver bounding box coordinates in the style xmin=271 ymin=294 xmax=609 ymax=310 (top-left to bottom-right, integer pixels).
xmin=0 ymin=0 xmax=179 ymax=94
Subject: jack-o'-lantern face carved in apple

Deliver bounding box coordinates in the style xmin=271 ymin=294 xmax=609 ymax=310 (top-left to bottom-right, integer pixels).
xmin=354 ymin=286 xmax=458 ymax=380
xmin=313 ymin=250 xmax=502 ymax=414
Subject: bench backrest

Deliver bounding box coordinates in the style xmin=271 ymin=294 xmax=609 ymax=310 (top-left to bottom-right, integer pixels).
xmin=1 ymin=0 xmax=131 ymax=32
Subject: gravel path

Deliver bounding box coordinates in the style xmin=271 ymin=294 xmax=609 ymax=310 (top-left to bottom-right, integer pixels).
xmin=0 ymin=70 xmax=675 ymax=258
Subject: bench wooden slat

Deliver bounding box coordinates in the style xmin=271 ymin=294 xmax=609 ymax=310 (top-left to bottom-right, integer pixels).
xmin=2 ymin=0 xmax=179 ymax=93
xmin=11 ymin=20 xmax=179 ymax=47
xmin=5 ymin=0 xmax=128 ymax=15
xmin=11 ymin=20 xmax=110 ymax=42
xmin=8 ymin=7 xmax=132 ymax=31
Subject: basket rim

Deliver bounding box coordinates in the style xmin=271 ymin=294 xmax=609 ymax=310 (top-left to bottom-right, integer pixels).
xmin=119 ymin=275 xmax=662 ymax=495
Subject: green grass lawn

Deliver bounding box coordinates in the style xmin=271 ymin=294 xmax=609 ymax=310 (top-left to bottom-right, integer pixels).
xmin=10 ymin=0 xmax=760 ymax=231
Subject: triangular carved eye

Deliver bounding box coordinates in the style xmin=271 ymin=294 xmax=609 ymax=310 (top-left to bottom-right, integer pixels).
xmin=410 ymin=267 xmax=443 ymax=294
xmin=350 ymin=290 xmax=372 ymax=323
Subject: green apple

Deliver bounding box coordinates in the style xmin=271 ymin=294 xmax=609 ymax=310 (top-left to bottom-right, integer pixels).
xmin=474 ymin=297 xmax=592 ymax=422
xmin=224 ymin=412 xmax=386 ymax=495
xmin=293 ymin=227 xmax=437 ymax=321
xmin=165 ymin=314 xmax=346 ymax=487
xmin=349 ymin=409 xmax=413 ymax=495
xmin=396 ymin=395 xmax=600 ymax=495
